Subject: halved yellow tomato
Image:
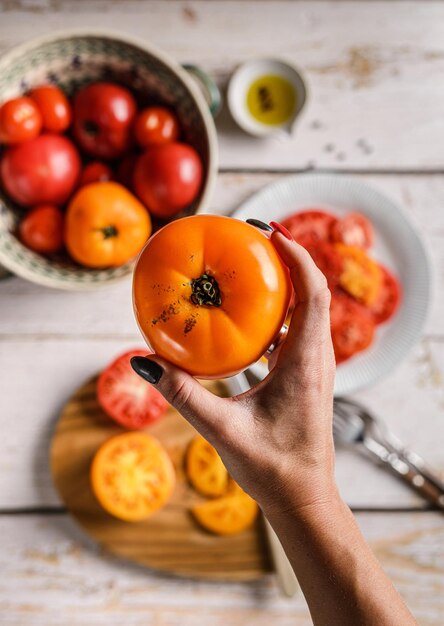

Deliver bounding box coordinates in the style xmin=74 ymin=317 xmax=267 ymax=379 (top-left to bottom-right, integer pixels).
xmin=133 ymin=215 xmax=292 ymax=378
xmin=192 ymin=487 xmax=258 ymax=535
xmin=90 ymin=432 xmax=175 ymax=522
xmin=186 ymin=435 xmax=229 ymax=497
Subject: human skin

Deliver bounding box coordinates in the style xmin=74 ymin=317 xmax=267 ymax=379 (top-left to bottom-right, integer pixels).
xmin=131 ymin=230 xmax=417 ymax=626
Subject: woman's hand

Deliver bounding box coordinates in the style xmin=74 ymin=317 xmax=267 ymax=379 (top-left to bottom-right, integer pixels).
xmin=131 ymin=231 xmax=337 ymax=515
xmin=131 ymin=228 xmax=418 ymax=626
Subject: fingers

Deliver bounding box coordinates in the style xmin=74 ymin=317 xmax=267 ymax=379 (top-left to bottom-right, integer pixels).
xmin=270 ymin=231 xmax=333 ymax=372
xmin=131 ymin=355 xmax=230 ymax=441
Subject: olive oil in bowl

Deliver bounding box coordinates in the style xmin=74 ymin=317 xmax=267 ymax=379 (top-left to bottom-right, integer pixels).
xmin=228 ymin=59 xmax=306 ymax=137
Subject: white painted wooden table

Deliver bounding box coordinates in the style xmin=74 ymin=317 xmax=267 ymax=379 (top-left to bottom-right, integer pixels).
xmin=1 ymin=2 xmax=443 ymax=624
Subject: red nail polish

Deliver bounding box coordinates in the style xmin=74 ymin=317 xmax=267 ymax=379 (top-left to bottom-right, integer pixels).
xmin=270 ymin=221 xmax=294 ymax=241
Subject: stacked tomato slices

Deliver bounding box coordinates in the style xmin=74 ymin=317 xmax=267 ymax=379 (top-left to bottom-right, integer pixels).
xmin=282 ymin=209 xmax=401 ymax=364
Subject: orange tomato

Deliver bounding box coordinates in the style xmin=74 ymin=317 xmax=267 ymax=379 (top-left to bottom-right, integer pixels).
xmin=191 ymin=485 xmax=258 ymax=535
xmin=335 ymin=244 xmax=382 ymax=306
xmin=65 ymin=181 xmax=151 ymax=268
xmin=133 ymin=215 xmax=292 ymax=378
xmin=186 ymin=436 xmax=229 ymax=497
xmin=90 ymin=432 xmax=175 ymax=522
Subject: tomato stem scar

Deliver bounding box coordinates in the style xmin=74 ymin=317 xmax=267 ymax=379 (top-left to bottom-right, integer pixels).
xmin=102 ymin=225 xmax=118 ymax=239
xmin=190 ymin=273 xmax=221 ymax=307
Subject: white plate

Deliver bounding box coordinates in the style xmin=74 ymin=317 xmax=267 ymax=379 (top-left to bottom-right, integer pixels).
xmin=232 ymin=173 xmax=431 ymax=396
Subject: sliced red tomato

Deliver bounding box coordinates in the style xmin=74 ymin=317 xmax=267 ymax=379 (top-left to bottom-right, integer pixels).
xmin=370 ymin=265 xmax=401 ymax=324
xmin=331 ymin=311 xmax=375 ymax=363
xmin=282 ymin=209 xmax=338 ymax=247
xmin=331 ymin=212 xmax=374 ymax=249
xmin=329 ymin=291 xmax=366 ymax=328
xmin=304 ymin=241 xmax=343 ymax=289
xmin=97 ymin=349 xmax=169 ymax=429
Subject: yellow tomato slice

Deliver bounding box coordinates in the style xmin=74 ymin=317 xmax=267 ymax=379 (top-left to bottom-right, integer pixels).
xmin=192 ymin=489 xmax=258 ymax=536
xmin=186 ymin=435 xmax=229 ymax=497
xmin=90 ymin=432 xmax=175 ymax=522
xmin=335 ymin=243 xmax=382 ymax=306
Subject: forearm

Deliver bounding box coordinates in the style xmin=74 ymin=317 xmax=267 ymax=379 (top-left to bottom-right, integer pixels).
xmin=263 ymin=487 xmax=417 ymax=626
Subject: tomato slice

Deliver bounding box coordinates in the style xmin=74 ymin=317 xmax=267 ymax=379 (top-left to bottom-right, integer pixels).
xmin=330 ymin=292 xmax=375 ymax=362
xmin=282 ymin=209 xmax=338 ymax=247
xmin=191 ymin=487 xmax=258 ymax=535
xmin=305 ymin=241 xmax=343 ymax=290
xmin=331 ymin=212 xmax=374 ymax=249
xmin=370 ymin=265 xmax=401 ymax=324
xmin=330 ymin=290 xmax=370 ymax=329
xmin=186 ymin=436 xmax=229 ymax=497
xmin=97 ymin=349 xmax=169 ymax=429
xmin=335 ymin=244 xmax=382 ymax=306
xmin=91 ymin=432 xmax=175 ymax=521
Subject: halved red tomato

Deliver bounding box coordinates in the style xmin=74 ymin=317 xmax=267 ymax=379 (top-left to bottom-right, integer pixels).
xmin=305 ymin=241 xmax=343 ymax=290
xmin=370 ymin=265 xmax=401 ymax=324
xmin=282 ymin=209 xmax=338 ymax=247
xmin=97 ymin=349 xmax=169 ymax=429
xmin=331 ymin=212 xmax=374 ymax=249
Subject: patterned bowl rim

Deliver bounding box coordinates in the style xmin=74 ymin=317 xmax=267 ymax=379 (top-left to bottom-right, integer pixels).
xmin=0 ymin=28 xmax=218 ymax=290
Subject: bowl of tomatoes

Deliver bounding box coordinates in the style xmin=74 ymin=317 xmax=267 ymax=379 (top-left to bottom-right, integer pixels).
xmin=0 ymin=31 xmax=218 ymax=289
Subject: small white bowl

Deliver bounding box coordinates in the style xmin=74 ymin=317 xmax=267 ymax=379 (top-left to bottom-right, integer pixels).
xmin=227 ymin=59 xmax=307 ymax=137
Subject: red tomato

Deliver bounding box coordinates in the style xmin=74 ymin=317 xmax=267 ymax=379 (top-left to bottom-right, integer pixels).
xmin=0 ymin=96 xmax=42 ymax=144
xmin=116 ymin=153 xmax=138 ymax=190
xmin=19 ymin=205 xmax=64 ymax=255
xmin=29 ymin=85 xmax=71 ymax=133
xmin=73 ymin=82 xmax=136 ymax=159
xmin=134 ymin=106 xmax=180 ymax=148
xmin=331 ymin=212 xmax=374 ymax=249
xmin=330 ymin=292 xmax=375 ymax=362
xmin=97 ymin=349 xmax=169 ymax=429
xmin=370 ymin=265 xmax=401 ymax=324
xmin=282 ymin=210 xmax=338 ymax=247
xmin=134 ymin=143 xmax=203 ymax=217
xmin=79 ymin=161 xmax=113 ymax=187
xmin=304 ymin=241 xmax=343 ymax=290
xmin=330 ymin=291 xmax=371 ymax=329
xmin=1 ymin=134 xmax=80 ymax=207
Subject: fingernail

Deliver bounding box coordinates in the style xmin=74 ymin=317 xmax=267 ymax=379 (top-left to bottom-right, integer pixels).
xmin=270 ymin=221 xmax=294 ymax=241
xmin=246 ymin=218 xmax=273 ymax=232
xmin=131 ymin=356 xmax=163 ymax=384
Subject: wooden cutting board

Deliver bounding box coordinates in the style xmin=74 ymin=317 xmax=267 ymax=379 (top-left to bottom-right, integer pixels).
xmin=50 ymin=376 xmax=271 ymax=581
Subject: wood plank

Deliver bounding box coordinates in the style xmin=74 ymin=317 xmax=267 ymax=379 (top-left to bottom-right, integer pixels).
xmin=0 ymin=172 xmax=443 ymax=509
xmin=0 ymin=336 xmax=443 ymax=510
xmin=0 ymin=511 xmax=442 ymax=625
xmin=0 ymin=2 xmax=444 ymax=169
xmin=1 ymin=172 xmax=443 ymax=337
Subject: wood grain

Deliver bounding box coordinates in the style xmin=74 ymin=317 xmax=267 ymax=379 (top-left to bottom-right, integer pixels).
xmin=50 ymin=376 xmax=270 ymax=581
xmin=1 ymin=2 xmax=444 ymax=169
xmin=0 ymin=511 xmax=442 ymax=625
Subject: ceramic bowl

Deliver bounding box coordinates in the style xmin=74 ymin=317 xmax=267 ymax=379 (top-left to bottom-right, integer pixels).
xmin=227 ymin=58 xmax=307 ymax=137
xmin=0 ymin=30 xmax=218 ymax=290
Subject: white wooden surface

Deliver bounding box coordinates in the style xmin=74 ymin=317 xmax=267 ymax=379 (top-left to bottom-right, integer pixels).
xmin=0 ymin=512 xmax=443 ymax=626
xmin=0 ymin=2 xmax=444 ymax=625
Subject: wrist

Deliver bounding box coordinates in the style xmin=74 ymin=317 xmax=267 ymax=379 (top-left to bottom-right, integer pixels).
xmin=257 ymin=457 xmax=341 ymax=523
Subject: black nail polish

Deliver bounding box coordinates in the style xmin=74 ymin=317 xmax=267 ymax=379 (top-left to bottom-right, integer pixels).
xmin=131 ymin=356 xmax=163 ymax=384
xmin=246 ymin=218 xmax=273 ymax=232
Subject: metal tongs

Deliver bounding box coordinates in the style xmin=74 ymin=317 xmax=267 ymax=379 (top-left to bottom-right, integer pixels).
xmin=333 ymin=397 xmax=444 ymax=510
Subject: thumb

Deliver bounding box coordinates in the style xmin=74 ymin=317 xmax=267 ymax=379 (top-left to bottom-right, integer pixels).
xmin=130 ymin=355 xmax=229 ymax=440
